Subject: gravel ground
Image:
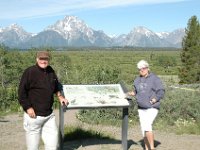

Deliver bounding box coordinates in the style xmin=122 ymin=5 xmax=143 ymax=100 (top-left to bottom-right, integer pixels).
xmin=1 ymin=109 xmax=200 ymax=150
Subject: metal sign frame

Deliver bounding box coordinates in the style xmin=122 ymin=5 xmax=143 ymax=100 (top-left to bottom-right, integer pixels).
xmin=58 ymin=84 xmax=131 ymax=150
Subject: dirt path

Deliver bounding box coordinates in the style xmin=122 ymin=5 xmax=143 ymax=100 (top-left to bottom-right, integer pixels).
xmin=1 ymin=109 xmax=200 ymax=150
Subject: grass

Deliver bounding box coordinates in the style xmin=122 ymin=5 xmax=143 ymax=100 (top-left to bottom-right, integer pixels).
xmin=174 ymin=118 xmax=200 ymax=135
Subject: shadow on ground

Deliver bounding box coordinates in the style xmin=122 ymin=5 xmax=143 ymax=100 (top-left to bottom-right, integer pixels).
xmin=138 ymin=139 xmax=161 ymax=149
xmin=0 ymin=117 xmax=9 ymax=123
xmin=61 ymin=127 xmax=161 ymax=149
xmin=0 ymin=120 xmax=9 ymax=122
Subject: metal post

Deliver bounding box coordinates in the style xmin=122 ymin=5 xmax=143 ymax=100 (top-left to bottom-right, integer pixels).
xmin=122 ymin=107 xmax=128 ymax=150
xmin=59 ymin=104 xmax=64 ymax=150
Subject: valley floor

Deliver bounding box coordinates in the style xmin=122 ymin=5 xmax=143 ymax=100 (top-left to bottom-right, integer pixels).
xmin=1 ymin=109 xmax=200 ymax=150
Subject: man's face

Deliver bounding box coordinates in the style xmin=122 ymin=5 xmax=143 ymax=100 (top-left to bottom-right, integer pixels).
xmin=139 ymin=67 xmax=149 ymax=77
xmin=36 ymin=57 xmax=49 ymax=69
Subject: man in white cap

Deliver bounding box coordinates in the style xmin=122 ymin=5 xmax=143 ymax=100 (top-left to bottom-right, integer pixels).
xmin=18 ymin=51 xmax=69 ymax=150
xmin=129 ymin=60 xmax=165 ymax=150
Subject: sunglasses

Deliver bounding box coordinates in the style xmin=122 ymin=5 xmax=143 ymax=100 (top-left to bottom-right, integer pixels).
xmin=138 ymin=67 xmax=147 ymax=71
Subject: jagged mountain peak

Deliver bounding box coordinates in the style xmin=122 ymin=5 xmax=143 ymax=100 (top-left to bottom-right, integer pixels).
xmin=6 ymin=24 xmax=31 ymax=34
xmin=3 ymin=23 xmax=24 ymax=32
xmin=164 ymin=28 xmax=185 ymax=46
xmin=156 ymin=32 xmax=170 ymax=39
xmin=8 ymin=23 xmax=20 ymax=28
xmin=170 ymin=28 xmax=185 ymax=35
xmin=125 ymin=26 xmax=170 ymax=47
xmin=46 ymin=16 xmax=94 ymax=39
xmin=46 ymin=15 xmax=91 ymax=37
xmin=44 ymin=15 xmax=111 ymax=46
xmin=0 ymin=16 xmax=185 ymax=48
xmin=131 ymin=26 xmax=156 ymax=37
xmin=0 ymin=23 xmax=32 ymax=42
xmin=60 ymin=15 xmax=89 ymax=31
xmin=134 ymin=26 xmax=150 ymax=31
xmin=63 ymin=15 xmax=85 ymax=25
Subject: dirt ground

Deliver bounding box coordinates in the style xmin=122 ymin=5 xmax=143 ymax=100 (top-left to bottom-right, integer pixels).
xmin=1 ymin=109 xmax=200 ymax=150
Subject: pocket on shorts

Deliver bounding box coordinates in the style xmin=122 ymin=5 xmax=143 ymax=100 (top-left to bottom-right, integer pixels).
xmin=23 ymin=113 xmax=40 ymax=132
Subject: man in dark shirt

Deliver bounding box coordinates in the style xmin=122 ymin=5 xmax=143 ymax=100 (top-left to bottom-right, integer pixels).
xmin=18 ymin=51 xmax=68 ymax=150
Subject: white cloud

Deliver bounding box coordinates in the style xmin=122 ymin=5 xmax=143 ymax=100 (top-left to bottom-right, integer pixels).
xmin=0 ymin=0 xmax=187 ymax=19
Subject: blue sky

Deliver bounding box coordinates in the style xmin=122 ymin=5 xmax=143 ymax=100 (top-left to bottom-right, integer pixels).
xmin=0 ymin=0 xmax=199 ymax=35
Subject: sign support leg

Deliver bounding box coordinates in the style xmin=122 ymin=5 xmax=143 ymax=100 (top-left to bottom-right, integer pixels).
xmin=122 ymin=107 xmax=128 ymax=150
xmin=59 ymin=105 xmax=64 ymax=150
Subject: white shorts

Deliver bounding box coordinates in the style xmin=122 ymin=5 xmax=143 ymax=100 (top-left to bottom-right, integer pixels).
xmin=138 ymin=108 xmax=158 ymax=137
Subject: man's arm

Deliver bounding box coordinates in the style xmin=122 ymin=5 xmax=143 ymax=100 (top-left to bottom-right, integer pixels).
xmin=56 ymin=91 xmax=69 ymax=106
xmin=18 ymin=69 xmax=36 ymax=118
xmin=18 ymin=70 xmax=32 ymax=112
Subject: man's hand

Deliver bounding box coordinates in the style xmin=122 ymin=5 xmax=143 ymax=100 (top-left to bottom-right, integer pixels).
xmin=57 ymin=92 xmax=69 ymax=106
xmin=59 ymin=96 xmax=69 ymax=106
xmin=27 ymin=107 xmax=36 ymax=118
xmin=150 ymin=98 xmax=157 ymax=105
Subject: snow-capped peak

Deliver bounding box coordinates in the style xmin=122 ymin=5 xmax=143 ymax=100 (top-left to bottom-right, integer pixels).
xmin=108 ymin=34 xmax=118 ymax=38
xmin=131 ymin=26 xmax=155 ymax=37
xmin=8 ymin=23 xmax=20 ymax=29
xmin=2 ymin=23 xmax=32 ymax=40
xmin=46 ymin=15 xmax=94 ymax=40
xmin=156 ymin=32 xmax=170 ymax=39
xmin=6 ymin=24 xmax=26 ymax=34
xmin=0 ymin=15 xmax=185 ymax=48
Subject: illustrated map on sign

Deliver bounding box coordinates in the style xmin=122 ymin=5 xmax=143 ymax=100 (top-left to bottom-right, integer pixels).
xmin=62 ymin=84 xmax=129 ymax=108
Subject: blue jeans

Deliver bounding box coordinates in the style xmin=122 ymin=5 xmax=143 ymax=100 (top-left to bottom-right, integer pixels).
xmin=23 ymin=112 xmax=58 ymax=150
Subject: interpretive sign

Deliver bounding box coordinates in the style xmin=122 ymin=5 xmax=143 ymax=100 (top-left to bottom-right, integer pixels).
xmin=60 ymin=84 xmax=130 ymax=150
xmin=62 ymin=84 xmax=129 ymax=108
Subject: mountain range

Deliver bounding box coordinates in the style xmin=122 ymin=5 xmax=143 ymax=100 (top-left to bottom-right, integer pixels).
xmin=0 ymin=15 xmax=185 ymax=49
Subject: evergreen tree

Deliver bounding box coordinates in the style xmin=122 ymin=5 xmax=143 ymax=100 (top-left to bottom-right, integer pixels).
xmin=0 ymin=45 xmax=7 ymax=88
xmin=179 ymin=16 xmax=200 ymax=83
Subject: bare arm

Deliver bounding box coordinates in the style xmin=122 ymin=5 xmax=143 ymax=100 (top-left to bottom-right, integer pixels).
xmin=127 ymin=91 xmax=135 ymax=96
xmin=56 ymin=91 xmax=69 ymax=106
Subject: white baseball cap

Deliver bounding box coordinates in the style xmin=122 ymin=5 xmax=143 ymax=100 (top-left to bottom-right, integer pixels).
xmin=137 ymin=60 xmax=149 ymax=69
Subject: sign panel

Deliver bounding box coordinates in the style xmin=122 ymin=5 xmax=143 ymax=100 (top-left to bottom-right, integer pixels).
xmin=62 ymin=84 xmax=129 ymax=108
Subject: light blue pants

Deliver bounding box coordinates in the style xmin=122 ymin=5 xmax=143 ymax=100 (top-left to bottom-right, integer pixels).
xmin=23 ymin=112 xmax=58 ymax=150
